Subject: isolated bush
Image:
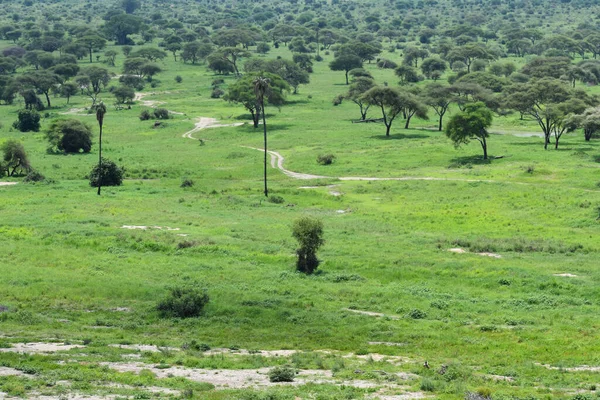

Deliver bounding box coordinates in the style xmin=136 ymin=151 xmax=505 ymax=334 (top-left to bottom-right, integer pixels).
xmin=211 ymin=88 xmax=225 ymax=99
xmin=268 ymin=365 xmax=296 ymax=382
xmin=180 ymin=178 xmax=194 ymax=188
xmin=46 ymin=119 xmax=93 ymax=153
xmin=112 ymin=85 xmax=135 ymax=104
xmin=1 ymin=139 xmax=30 ymax=176
xmin=314 ymin=54 xmax=323 ymax=62
xmin=156 ymin=286 xmax=209 ymax=318
xmin=407 ymin=309 xmax=427 ymax=319
xmin=12 ymin=109 xmax=40 ymax=132
xmin=23 ymin=170 xmax=45 ymax=183
xmin=292 ymin=217 xmax=324 ymax=274
xmin=139 ymin=109 xmax=152 ymax=121
xmin=119 ymin=75 xmax=145 ymax=90
xmin=317 ymin=154 xmax=336 ymax=165
xmin=175 ymin=75 xmax=182 ymax=83
xmin=420 ymin=378 xmax=435 ymax=392
xmin=211 ymin=78 xmax=224 ymax=87
xmin=89 ymin=158 xmax=124 ymax=187
xmin=268 ymin=195 xmax=285 ymax=204
xmin=153 ymin=108 xmax=169 ymax=119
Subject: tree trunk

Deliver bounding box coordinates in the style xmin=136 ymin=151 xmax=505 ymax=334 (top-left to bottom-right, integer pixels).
xmin=97 ymin=124 xmax=103 ymax=195
xmin=262 ymin=98 xmax=268 ymax=197
xmin=438 ymin=115 xmax=443 ymax=131
xmin=481 ymin=137 xmax=488 ymax=160
xmin=44 ymin=92 xmax=51 ymax=108
xmin=404 ymin=115 xmax=412 ymax=129
xmin=89 ymin=48 xmax=93 ymax=63
xmin=585 ymin=129 xmax=592 ymax=141
xmin=385 ymin=123 xmax=391 ymax=137
xmin=345 ymin=70 xmax=349 ymax=85
xmin=544 ymin=134 xmax=549 ymax=150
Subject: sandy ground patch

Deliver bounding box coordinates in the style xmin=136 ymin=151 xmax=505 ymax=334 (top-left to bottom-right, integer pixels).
xmin=343 ymin=308 xmax=400 ymax=320
xmin=0 ymin=182 xmax=18 ymax=186
xmin=536 ymin=363 xmax=600 ymax=372
xmin=59 ymin=108 xmax=91 ymax=116
xmin=109 ymin=344 xmax=179 ymax=353
xmin=448 ymin=248 xmax=502 ymax=258
xmin=0 ymin=343 xmax=84 ymax=354
xmin=121 ymin=225 xmax=180 ymax=231
xmin=553 ymin=273 xmax=578 ymax=277
xmin=182 ymin=117 xmax=244 ymax=140
xmin=203 ymin=348 xmax=298 ymax=357
xmin=0 ymin=367 xmax=26 ymax=377
xmin=368 ymin=342 xmax=406 ymax=347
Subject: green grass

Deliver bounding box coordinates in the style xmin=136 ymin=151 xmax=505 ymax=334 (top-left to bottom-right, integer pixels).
xmin=1 ymin=40 xmax=600 ymax=400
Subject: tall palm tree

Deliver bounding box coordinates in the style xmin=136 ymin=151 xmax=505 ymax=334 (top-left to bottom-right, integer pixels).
xmin=96 ymin=102 xmax=107 ymax=195
xmin=254 ymin=76 xmax=271 ymax=197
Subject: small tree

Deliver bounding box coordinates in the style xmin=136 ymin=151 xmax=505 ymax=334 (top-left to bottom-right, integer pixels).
xmin=329 ymin=54 xmax=363 ymax=84
xmin=89 ymin=158 xmax=123 ymax=187
xmin=13 ymin=109 xmax=41 ymax=132
xmin=292 ymin=217 xmax=324 ymax=274
xmin=445 ymin=102 xmax=493 ymax=160
xmin=1 ymin=139 xmax=30 ymax=176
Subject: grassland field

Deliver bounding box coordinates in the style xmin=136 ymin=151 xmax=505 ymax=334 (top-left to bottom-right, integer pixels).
xmin=0 ymin=40 xmax=600 ymax=400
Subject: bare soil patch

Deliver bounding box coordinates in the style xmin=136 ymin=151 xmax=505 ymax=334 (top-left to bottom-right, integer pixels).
xmin=0 ymin=182 xmax=18 ymax=186
xmin=0 ymin=343 xmax=84 ymax=354
xmin=343 ymin=308 xmax=400 ymax=320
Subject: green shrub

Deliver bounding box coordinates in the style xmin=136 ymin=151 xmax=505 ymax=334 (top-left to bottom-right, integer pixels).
xmin=317 ymin=154 xmax=336 ymax=165
xmin=23 ymin=170 xmax=45 ymax=183
xmin=268 ymin=365 xmax=296 ymax=382
xmin=180 ymin=178 xmax=194 ymax=188
xmin=12 ymin=109 xmax=41 ymax=132
xmin=139 ymin=110 xmax=152 ymax=121
xmin=292 ymin=217 xmax=324 ymax=274
xmin=420 ymin=377 xmax=435 ymax=391
xmin=89 ymin=158 xmax=124 ymax=187
xmin=175 ymin=75 xmax=182 ymax=83
xmin=156 ymin=286 xmax=209 ymax=318
xmin=407 ymin=309 xmax=427 ymax=319
xmin=45 ymin=119 xmax=93 ymax=153
xmin=268 ymin=195 xmax=284 ymax=204
xmin=153 ymin=108 xmax=170 ymax=119
xmin=211 ymin=88 xmax=225 ymax=98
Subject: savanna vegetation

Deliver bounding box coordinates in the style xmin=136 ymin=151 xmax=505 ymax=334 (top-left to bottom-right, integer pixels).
xmin=1 ymin=0 xmax=600 ymax=399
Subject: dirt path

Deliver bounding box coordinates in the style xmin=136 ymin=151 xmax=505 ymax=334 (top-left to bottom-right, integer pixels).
xmin=182 ymin=117 xmax=244 ymax=140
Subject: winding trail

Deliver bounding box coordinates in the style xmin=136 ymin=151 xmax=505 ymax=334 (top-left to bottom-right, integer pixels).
xmin=183 ymin=117 xmax=244 ymax=140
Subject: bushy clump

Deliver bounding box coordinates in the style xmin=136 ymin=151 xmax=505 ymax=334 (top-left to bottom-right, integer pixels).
xmin=13 ymin=109 xmax=41 ymax=132
xmin=45 ymin=119 xmax=93 ymax=154
xmin=153 ymin=108 xmax=170 ymax=119
xmin=430 ymin=300 xmax=449 ymax=309
xmin=268 ymin=195 xmax=285 ymax=204
xmin=89 ymin=158 xmax=124 ymax=187
xmin=498 ymin=278 xmax=511 ymax=286
xmin=156 ymin=286 xmax=209 ymax=318
xmin=177 ymin=240 xmax=197 ymax=249
xmin=317 ymin=154 xmax=336 ymax=165
xmin=23 ymin=170 xmax=45 ymax=183
xmin=175 ymin=75 xmax=182 ymax=83
xmin=292 ymin=217 xmax=324 ymax=274
xmin=407 ymin=309 xmax=427 ymax=319
xmin=211 ymin=88 xmax=225 ymax=99
xmin=180 ymin=178 xmax=194 ymax=188
xmin=420 ymin=378 xmax=435 ymax=392
xmin=332 ymin=95 xmax=343 ymax=106
xmin=268 ymin=365 xmax=296 ymax=382
xmin=139 ymin=110 xmax=152 ymax=121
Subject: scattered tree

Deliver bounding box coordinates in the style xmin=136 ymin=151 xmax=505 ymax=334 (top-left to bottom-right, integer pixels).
xmin=445 ymin=102 xmax=493 ymax=160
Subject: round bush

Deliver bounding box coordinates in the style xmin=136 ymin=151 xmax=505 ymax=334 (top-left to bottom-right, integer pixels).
xmin=268 ymin=366 xmax=296 ymax=382
xmin=13 ymin=109 xmax=41 ymax=132
xmin=156 ymin=286 xmax=209 ymax=318
xmin=153 ymin=108 xmax=169 ymax=119
xmin=89 ymin=158 xmax=124 ymax=187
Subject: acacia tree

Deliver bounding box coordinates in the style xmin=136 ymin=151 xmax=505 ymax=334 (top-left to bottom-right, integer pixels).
xmin=566 ymin=107 xmax=600 ymax=141
xmin=445 ymin=102 xmax=493 ymax=160
xmin=329 ymin=54 xmax=363 ymax=84
xmin=505 ymin=78 xmax=596 ymax=149
xmin=212 ymin=47 xmax=251 ymax=76
xmin=17 ymin=71 xmax=62 ymax=108
xmin=343 ymin=77 xmax=375 ymax=120
xmin=361 ymin=86 xmax=405 ymax=136
xmin=424 ymin=83 xmax=453 ymax=131
xmin=224 ymin=72 xmax=289 ymax=128
xmin=0 ymin=140 xmax=30 ymax=176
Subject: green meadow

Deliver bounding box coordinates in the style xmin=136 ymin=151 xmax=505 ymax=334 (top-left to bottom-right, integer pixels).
xmin=1 ymin=42 xmax=600 ymax=399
